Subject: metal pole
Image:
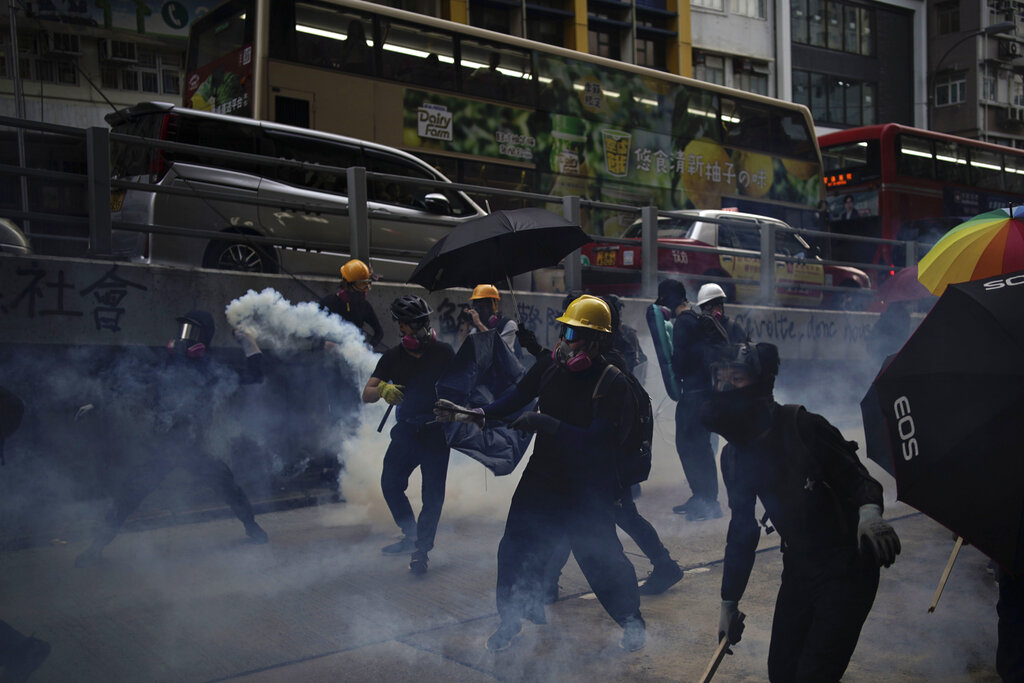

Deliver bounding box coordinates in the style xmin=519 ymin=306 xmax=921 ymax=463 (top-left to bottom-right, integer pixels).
xmin=562 ymin=195 xmax=582 ymax=292
xmin=347 ymin=166 xmax=370 ymax=263
xmin=253 ymin=0 xmax=270 ymax=118
xmin=759 ymin=220 xmax=776 ymax=305
xmin=640 ymin=205 xmax=658 ymax=298
xmin=86 ymin=127 xmax=112 ymax=256
xmin=8 ymin=0 xmax=30 ymax=235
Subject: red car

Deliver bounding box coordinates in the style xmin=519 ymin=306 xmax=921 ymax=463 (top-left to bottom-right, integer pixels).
xmin=581 ymin=209 xmax=871 ymax=309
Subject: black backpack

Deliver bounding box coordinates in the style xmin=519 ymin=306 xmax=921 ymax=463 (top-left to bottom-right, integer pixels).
xmin=593 ymin=364 xmax=654 ymax=488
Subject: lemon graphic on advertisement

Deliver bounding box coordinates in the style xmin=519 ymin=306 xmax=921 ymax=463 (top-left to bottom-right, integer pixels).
xmin=680 ymin=138 xmax=735 ymax=208
xmin=735 ymin=150 xmax=774 ymax=198
xmin=781 ymin=158 xmax=818 ymax=180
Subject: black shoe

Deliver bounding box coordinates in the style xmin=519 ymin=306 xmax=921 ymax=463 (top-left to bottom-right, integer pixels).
xmin=4 ymin=636 xmax=51 ymax=682
xmin=486 ymin=620 xmax=523 ymax=652
xmin=382 ymin=536 xmax=416 ymax=555
xmin=686 ymin=498 xmax=723 ymax=522
xmin=672 ymin=496 xmax=698 ymax=515
xmin=409 ymin=551 xmax=428 ymax=575
xmin=245 ymin=521 xmax=269 ymax=544
xmin=638 ymin=560 xmax=684 ymax=596
xmin=620 ymin=619 xmax=646 ymax=652
xmin=524 ymin=601 xmax=547 ymax=625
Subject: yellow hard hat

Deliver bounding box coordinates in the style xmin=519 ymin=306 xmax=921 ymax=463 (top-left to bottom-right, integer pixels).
xmin=340 ymin=259 xmax=372 ymax=288
xmin=556 ymin=295 xmax=612 ymax=333
xmin=470 ymin=284 xmax=501 ymax=300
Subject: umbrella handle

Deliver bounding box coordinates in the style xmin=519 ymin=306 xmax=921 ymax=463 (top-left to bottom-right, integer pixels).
xmin=698 ymin=637 xmax=731 ymax=683
xmin=928 ymin=536 xmax=964 ymax=613
xmin=505 ymin=271 xmax=522 ymax=325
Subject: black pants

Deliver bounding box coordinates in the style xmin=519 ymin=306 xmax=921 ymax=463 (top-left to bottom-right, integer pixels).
xmin=92 ymin=448 xmax=257 ymax=550
xmin=675 ymin=391 xmax=718 ymax=501
xmin=380 ymin=421 xmax=450 ymax=554
xmin=497 ymin=469 xmax=642 ymax=628
xmin=998 ymin=566 xmax=1024 ymax=682
xmin=768 ymin=546 xmax=879 ymax=682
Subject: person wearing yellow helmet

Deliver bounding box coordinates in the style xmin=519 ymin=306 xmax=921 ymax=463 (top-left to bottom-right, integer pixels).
xmin=436 ymin=295 xmax=645 ymax=653
xmin=457 ymin=284 xmax=519 ymax=353
xmin=318 ymin=259 xmax=383 ymax=348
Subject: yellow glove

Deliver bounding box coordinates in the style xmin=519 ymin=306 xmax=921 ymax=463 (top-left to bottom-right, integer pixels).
xmin=378 ymin=381 xmax=405 ymax=405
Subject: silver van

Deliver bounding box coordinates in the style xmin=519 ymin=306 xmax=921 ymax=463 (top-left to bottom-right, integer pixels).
xmin=106 ymin=102 xmax=486 ymax=280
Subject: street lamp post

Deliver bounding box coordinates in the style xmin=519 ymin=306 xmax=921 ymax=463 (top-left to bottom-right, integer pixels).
xmin=929 ymin=21 xmax=1016 ymax=131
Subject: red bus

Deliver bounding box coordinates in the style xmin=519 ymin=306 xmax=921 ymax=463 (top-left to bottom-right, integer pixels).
xmin=819 ymin=124 xmax=1024 ymax=273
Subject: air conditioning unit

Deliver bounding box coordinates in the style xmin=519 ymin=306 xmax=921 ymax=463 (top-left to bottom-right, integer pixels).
xmin=98 ymin=39 xmax=137 ymax=62
xmin=46 ymin=31 xmax=81 ymax=55
xmin=999 ymin=39 xmax=1021 ymax=59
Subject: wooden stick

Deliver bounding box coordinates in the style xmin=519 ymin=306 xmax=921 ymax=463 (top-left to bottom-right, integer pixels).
xmin=698 ymin=638 xmax=730 ymax=683
xmin=928 ymin=536 xmax=964 ymax=613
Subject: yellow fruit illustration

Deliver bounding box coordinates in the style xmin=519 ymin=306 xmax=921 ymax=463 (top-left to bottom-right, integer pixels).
xmin=735 ymin=150 xmax=774 ymax=198
xmin=680 ymin=138 xmax=735 ymax=208
xmin=191 ymin=92 xmax=210 ymax=111
xmin=782 ymin=158 xmax=818 ymax=181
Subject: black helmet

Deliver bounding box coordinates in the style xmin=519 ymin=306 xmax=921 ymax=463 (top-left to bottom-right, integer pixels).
xmin=712 ymin=342 xmax=780 ymax=391
xmin=656 ymin=279 xmax=687 ymax=309
xmin=176 ymin=310 xmax=215 ymax=347
xmin=390 ymin=295 xmax=432 ymax=324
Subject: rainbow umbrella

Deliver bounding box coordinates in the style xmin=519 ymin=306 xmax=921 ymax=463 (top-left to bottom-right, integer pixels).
xmin=918 ymin=206 xmax=1024 ymax=295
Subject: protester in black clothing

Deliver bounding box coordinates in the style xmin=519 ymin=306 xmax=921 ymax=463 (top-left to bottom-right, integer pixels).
xmin=74 ymin=310 xmax=269 ymax=568
xmin=319 ymin=259 xmax=383 ymax=348
xmin=362 ymin=295 xmax=454 ymax=575
xmin=438 ymin=295 xmax=645 ymax=653
xmin=671 ymin=282 xmax=748 ymax=522
xmin=997 ymin=564 xmax=1024 ymax=682
xmin=702 ymin=342 xmax=901 ymax=681
xmin=458 ymin=284 xmax=519 ymax=353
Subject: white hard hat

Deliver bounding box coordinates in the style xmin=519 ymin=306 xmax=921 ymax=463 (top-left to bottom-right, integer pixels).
xmin=697 ymin=283 xmax=727 ymax=307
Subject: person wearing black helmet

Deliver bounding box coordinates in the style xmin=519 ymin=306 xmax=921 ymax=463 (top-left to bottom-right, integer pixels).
xmin=74 ymin=309 xmax=268 ymax=568
xmin=437 ymin=295 xmax=646 ymax=653
xmin=669 ymin=281 xmax=748 ymax=522
xmin=362 ymin=294 xmax=454 ymax=575
xmin=702 ymin=341 xmax=900 ymax=681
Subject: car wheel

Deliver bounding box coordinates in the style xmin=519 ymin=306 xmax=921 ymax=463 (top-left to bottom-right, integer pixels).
xmin=204 ymin=238 xmax=278 ymax=274
xmin=835 ymin=282 xmax=865 ymax=311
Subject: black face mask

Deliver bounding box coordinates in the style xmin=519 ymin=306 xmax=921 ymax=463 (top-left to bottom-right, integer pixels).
xmin=700 ymin=384 xmax=774 ymax=445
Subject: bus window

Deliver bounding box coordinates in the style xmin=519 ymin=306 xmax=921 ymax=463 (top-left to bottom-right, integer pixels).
xmin=1007 ymin=154 xmax=1024 ymax=193
xmin=774 ymin=110 xmax=817 ymax=160
xmin=188 ymin=0 xmax=252 ymax=74
xmin=969 ymin=147 xmax=1004 ymax=190
xmin=822 ymin=140 xmax=879 ymax=180
xmin=379 ymin=20 xmax=455 ymax=91
xmin=935 ymin=140 xmax=968 ymax=185
xmin=897 ymin=134 xmax=934 ymax=179
xmin=460 ymin=40 xmax=534 ymax=104
xmin=293 ymin=4 xmax=376 ymax=76
xmin=721 ymin=99 xmax=772 ymax=150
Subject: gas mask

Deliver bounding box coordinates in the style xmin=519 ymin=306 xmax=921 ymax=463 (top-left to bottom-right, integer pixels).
xmin=401 ymin=323 xmax=435 ymax=351
xmin=167 ymin=320 xmax=207 ymax=359
xmin=552 ymin=326 xmax=596 ymax=372
xmin=472 ymin=300 xmax=499 ymax=328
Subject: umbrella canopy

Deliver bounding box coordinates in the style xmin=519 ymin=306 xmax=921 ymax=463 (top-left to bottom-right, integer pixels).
xmin=860 ymin=270 xmax=1024 ymax=573
xmin=918 ymin=206 xmax=1024 ymax=296
xmin=434 ymin=329 xmax=536 ymax=476
xmin=408 ymin=208 xmax=591 ymax=292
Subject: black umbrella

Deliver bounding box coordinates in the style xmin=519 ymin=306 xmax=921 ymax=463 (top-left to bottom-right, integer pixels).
xmin=860 ymin=270 xmax=1024 ymax=573
xmin=407 ymin=208 xmax=591 ymax=305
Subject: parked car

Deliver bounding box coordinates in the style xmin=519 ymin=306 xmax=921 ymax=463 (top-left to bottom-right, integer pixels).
xmin=105 ymin=102 xmax=487 ymax=280
xmin=580 ymin=209 xmax=871 ymax=309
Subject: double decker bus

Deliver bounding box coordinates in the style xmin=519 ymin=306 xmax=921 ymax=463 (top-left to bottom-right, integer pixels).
xmin=820 ymin=124 xmax=1024 ymax=272
xmin=184 ymin=0 xmax=825 ymax=238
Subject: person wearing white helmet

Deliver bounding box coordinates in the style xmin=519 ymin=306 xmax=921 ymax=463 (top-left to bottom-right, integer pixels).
xmin=669 ymin=280 xmax=748 ymax=521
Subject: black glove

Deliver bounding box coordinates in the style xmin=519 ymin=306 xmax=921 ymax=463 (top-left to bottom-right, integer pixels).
xmin=717 ymin=601 xmax=746 ymax=654
xmin=857 ymin=504 xmax=901 ymax=568
xmin=516 ymin=327 xmax=544 ymax=357
xmin=510 ymin=411 xmax=560 ymax=436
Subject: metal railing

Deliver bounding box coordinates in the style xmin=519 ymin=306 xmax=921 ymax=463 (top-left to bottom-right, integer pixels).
xmin=0 ymin=114 xmax=916 ymax=309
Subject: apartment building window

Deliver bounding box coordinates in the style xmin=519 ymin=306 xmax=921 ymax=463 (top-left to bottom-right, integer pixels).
xmin=794 ymin=69 xmax=876 ymax=124
xmin=934 ymin=72 xmax=967 ymax=105
xmin=693 ymin=0 xmax=725 ymax=13
xmin=792 ymin=0 xmax=873 ymax=55
xmin=732 ymin=0 xmax=766 ymax=19
xmin=470 ymin=5 xmax=514 ymax=34
xmin=636 ymin=37 xmax=667 ymax=69
xmin=983 ymin=70 xmax=998 ymax=101
xmin=937 ymin=2 xmax=960 ymax=34
xmin=1 ymin=36 xmax=78 ymax=85
xmin=588 ymin=27 xmax=621 ymax=60
xmin=1013 ymin=72 xmax=1024 ymax=105
xmin=694 ymin=53 xmax=725 ymax=84
xmin=100 ymin=49 xmax=182 ymax=95
xmin=734 ymin=58 xmax=769 ymax=94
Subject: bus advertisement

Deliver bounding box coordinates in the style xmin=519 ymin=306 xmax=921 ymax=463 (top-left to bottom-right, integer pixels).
xmin=184 ymin=0 xmax=826 ymax=237
xmin=820 ymin=123 xmax=1024 ymax=271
